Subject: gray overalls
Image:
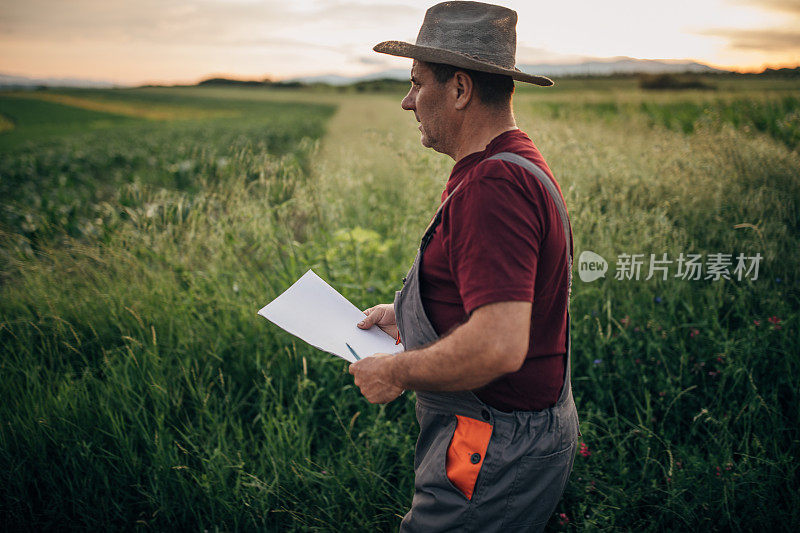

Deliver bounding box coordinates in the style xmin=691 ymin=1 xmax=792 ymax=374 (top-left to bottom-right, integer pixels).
xmin=395 ymin=152 xmax=579 ymax=532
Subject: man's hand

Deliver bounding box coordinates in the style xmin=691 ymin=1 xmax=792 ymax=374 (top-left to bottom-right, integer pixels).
xmin=357 ymin=304 xmax=399 ymax=339
xmin=349 ymin=354 xmax=404 ymax=404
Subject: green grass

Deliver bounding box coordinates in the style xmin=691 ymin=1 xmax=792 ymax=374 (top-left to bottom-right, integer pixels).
xmin=0 ymin=96 xmax=141 ymax=148
xmin=531 ymin=95 xmax=800 ymax=150
xmin=0 ymin=91 xmax=334 ymax=250
xmin=1 ymin=82 xmax=799 ymax=531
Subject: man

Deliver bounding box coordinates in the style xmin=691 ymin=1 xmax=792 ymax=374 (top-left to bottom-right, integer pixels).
xmin=348 ymin=2 xmax=579 ymax=531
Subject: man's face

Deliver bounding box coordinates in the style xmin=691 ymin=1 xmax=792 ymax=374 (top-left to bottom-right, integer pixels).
xmin=401 ymin=60 xmax=451 ymax=153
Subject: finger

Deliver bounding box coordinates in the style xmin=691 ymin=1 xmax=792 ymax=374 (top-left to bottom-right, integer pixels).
xmin=358 ymin=308 xmax=381 ymax=328
xmin=348 ymin=363 xmax=356 ymax=375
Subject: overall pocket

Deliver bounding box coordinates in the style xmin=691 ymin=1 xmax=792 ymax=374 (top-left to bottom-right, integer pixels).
xmin=501 ymin=440 xmax=576 ymax=528
xmin=445 ymin=415 xmax=494 ymax=500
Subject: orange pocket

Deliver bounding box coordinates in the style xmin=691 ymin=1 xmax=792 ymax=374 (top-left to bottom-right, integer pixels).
xmin=445 ymin=414 xmax=493 ymax=500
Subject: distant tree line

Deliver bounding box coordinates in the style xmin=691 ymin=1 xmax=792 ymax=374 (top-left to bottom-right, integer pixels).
xmin=132 ymin=67 xmax=799 ymax=93
xmin=193 ymin=76 xmax=408 ymax=93
xmin=638 ymin=67 xmax=799 ymax=91
xmin=197 ymin=77 xmax=305 ymax=89
xmin=638 ymin=74 xmax=714 ymax=91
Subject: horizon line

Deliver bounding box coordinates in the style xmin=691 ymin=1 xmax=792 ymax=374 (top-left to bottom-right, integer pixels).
xmin=3 ymin=58 xmax=799 ymax=88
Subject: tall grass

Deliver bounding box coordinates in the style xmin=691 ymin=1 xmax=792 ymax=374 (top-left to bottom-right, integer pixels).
xmin=531 ymin=95 xmax=800 ymax=150
xmin=1 ymin=84 xmax=798 ymax=530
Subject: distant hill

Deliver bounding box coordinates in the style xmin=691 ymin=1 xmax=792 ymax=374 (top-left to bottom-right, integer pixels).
xmin=196 ymin=77 xmax=304 ymax=89
xmin=518 ymin=57 xmax=725 ymax=77
xmin=3 ymin=60 xmax=795 ymax=91
xmin=198 ymin=77 xmax=271 ymax=87
xmin=288 ymin=73 xmax=362 ymax=86
xmin=0 ymin=73 xmax=116 ymax=89
xmin=289 ymin=58 xmax=729 ymax=85
xmin=758 ymin=66 xmax=800 ymax=78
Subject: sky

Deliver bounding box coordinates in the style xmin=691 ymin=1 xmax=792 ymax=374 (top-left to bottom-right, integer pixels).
xmin=0 ymin=0 xmax=798 ymax=85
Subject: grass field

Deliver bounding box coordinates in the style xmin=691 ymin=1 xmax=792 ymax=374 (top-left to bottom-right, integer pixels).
xmin=1 ymin=79 xmax=798 ymax=531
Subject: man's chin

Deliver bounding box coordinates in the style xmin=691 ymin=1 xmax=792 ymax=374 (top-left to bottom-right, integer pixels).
xmin=420 ymin=135 xmax=449 ymax=156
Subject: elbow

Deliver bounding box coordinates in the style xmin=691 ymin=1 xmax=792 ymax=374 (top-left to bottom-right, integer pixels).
xmin=491 ymin=337 xmax=529 ymax=375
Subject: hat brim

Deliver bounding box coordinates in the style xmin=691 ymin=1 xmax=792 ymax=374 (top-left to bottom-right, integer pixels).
xmin=373 ymin=40 xmax=553 ymax=87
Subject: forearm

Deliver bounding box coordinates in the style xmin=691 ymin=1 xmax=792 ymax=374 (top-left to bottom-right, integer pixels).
xmin=388 ymin=302 xmax=529 ymax=392
xmin=390 ymin=333 xmax=502 ymax=391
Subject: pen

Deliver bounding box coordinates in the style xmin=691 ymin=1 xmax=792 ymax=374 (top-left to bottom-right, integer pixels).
xmin=346 ymin=343 xmax=406 ymax=396
xmin=345 ymin=342 xmax=361 ymax=361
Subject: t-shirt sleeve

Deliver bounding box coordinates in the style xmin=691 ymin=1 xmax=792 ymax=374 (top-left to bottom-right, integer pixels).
xmin=442 ymin=174 xmax=544 ymax=315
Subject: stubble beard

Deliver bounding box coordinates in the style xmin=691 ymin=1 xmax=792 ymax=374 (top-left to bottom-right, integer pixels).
xmin=419 ymin=123 xmax=444 ymax=153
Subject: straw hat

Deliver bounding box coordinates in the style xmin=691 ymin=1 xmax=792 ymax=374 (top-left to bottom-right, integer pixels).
xmin=373 ymin=1 xmax=553 ymax=86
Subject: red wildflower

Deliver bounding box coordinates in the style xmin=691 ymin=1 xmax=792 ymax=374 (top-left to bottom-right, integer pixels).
xmin=689 ymin=328 xmax=700 ymax=338
xmin=558 ymin=513 xmax=570 ymax=526
xmin=768 ymin=316 xmax=781 ymax=324
xmin=753 ymin=320 xmax=760 ymax=326
xmin=579 ymin=442 xmax=591 ymax=458
xmin=621 ymin=315 xmax=630 ymax=327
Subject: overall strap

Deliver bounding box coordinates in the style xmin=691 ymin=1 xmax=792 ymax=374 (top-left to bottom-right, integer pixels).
xmin=419 ymin=182 xmax=463 ymax=253
xmin=487 ymin=152 xmax=573 ymax=300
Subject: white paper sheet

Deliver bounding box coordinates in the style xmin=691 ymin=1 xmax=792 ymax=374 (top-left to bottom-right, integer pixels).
xmin=257 ymin=270 xmax=404 ymax=363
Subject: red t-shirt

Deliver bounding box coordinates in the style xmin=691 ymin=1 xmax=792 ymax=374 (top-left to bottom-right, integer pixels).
xmin=419 ymin=129 xmax=571 ymax=412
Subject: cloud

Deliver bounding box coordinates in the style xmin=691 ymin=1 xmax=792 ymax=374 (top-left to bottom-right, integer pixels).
xmin=0 ymin=0 xmax=418 ymax=44
xmin=731 ymin=0 xmax=800 ymax=15
xmin=356 ymin=55 xmax=389 ymax=65
xmin=220 ymin=36 xmax=346 ymax=53
xmin=701 ymin=28 xmax=800 ymax=51
xmin=515 ymin=45 xmax=591 ymax=64
xmin=698 ymin=1 xmax=800 ymax=56
xmin=305 ymin=1 xmax=417 ymax=25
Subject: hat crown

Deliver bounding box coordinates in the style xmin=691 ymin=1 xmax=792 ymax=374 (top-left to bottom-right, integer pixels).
xmin=372 ymin=1 xmax=553 ymax=86
xmin=415 ymin=1 xmax=517 ymax=69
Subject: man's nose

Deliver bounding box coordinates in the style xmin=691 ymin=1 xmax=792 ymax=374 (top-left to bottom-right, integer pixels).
xmin=401 ymin=90 xmax=415 ymax=111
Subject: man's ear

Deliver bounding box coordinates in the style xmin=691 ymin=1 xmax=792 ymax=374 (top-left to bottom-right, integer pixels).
xmin=452 ymin=71 xmax=474 ymax=110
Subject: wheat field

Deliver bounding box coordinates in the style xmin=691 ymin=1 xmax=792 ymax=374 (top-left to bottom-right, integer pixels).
xmin=1 ymin=79 xmax=798 ymax=530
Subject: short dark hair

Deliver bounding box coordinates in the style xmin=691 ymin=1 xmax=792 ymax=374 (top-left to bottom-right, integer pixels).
xmin=424 ymin=61 xmax=514 ymax=107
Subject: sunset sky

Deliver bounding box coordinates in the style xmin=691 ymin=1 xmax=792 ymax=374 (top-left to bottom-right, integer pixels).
xmin=1 ymin=0 xmax=798 ymax=85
